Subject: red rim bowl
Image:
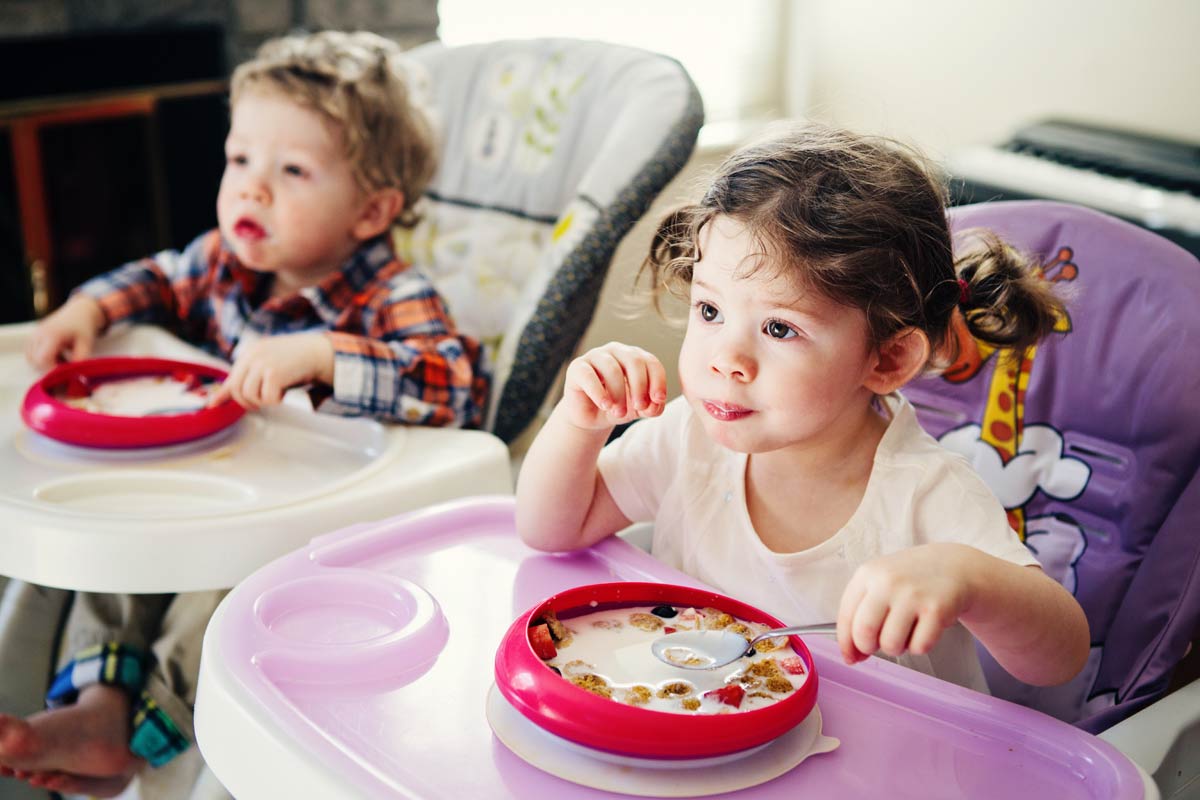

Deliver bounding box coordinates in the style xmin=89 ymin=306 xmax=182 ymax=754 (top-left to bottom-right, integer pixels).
xmin=21 ymin=356 xmax=244 ymax=449
xmin=494 ymin=581 xmax=818 ymax=760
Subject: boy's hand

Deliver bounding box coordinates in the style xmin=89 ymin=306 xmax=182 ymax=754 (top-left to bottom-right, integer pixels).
xmin=24 ymin=296 xmax=105 ymax=371
xmin=561 ymin=342 xmax=668 ymax=430
xmin=836 ymin=543 xmax=980 ymax=665
xmin=209 ymin=333 xmax=334 ymax=410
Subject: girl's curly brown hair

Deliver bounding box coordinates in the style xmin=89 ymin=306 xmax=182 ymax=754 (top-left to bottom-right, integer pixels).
xmin=642 ymin=123 xmax=1064 ymax=366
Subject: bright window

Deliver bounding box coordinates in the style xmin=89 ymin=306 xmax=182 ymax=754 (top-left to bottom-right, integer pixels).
xmin=437 ymin=1 xmax=786 ymax=125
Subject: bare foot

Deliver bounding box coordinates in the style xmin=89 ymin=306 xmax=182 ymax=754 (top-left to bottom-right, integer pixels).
xmin=27 ymin=769 xmax=136 ymax=798
xmin=0 ymin=684 xmax=142 ymax=783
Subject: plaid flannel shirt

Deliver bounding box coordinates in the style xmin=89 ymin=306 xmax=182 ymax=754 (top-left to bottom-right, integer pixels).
xmin=76 ymin=229 xmax=488 ymax=427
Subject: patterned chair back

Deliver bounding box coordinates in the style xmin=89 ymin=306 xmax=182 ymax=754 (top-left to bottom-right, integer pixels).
xmin=402 ymin=39 xmax=703 ymax=442
xmin=905 ymin=200 xmax=1200 ymax=732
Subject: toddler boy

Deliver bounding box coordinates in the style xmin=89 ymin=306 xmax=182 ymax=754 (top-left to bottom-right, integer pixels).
xmin=0 ymin=30 xmax=484 ymax=797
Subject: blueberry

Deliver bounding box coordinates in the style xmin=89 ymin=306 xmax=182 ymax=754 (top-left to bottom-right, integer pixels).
xmin=549 ymin=666 xmax=562 ymax=676
xmin=744 ymin=648 xmax=757 ymax=658
xmin=650 ymin=605 xmax=678 ymax=618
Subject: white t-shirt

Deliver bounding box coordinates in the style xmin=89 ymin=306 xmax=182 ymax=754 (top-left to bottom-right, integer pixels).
xmin=597 ymin=393 xmax=1039 ymax=692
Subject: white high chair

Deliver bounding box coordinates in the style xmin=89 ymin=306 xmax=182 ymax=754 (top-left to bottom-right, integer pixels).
xmin=0 ymin=323 xmax=513 ymax=592
xmin=0 ymin=34 xmax=703 ymax=594
xmin=1 ymin=34 xmax=703 ymax=800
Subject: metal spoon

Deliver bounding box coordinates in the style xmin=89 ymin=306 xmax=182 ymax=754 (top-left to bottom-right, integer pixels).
xmin=650 ymin=622 xmax=839 ymax=670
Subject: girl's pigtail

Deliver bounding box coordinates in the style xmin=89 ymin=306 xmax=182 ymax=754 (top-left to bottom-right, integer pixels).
xmin=954 ymin=231 xmax=1064 ymax=354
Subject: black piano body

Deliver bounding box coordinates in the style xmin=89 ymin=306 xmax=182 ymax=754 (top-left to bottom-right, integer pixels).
xmin=947 ymin=119 xmax=1200 ymax=259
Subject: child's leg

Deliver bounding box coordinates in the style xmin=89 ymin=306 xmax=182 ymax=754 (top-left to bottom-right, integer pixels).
xmin=50 ymin=592 xmax=173 ymax=707
xmin=0 ymin=578 xmax=72 ymax=800
xmin=128 ymin=590 xmax=228 ymax=768
xmin=0 ymin=591 xmax=170 ymax=781
xmin=0 ymin=579 xmax=71 ymax=717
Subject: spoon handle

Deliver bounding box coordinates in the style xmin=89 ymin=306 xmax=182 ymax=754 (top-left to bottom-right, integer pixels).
xmin=748 ymin=622 xmax=838 ymax=646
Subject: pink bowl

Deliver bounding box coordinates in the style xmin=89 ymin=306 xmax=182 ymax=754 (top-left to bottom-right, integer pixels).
xmin=494 ymin=581 xmax=818 ymax=760
xmin=21 ymin=356 xmax=244 ymax=449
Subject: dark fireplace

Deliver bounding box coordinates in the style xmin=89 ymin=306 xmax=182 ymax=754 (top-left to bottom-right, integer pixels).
xmin=0 ymin=25 xmax=229 ymax=323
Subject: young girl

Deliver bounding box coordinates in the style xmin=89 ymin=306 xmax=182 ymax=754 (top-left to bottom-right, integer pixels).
xmin=516 ymin=124 xmax=1089 ymax=691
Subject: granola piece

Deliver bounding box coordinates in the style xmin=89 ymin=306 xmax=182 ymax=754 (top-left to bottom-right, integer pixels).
xmin=662 ymin=647 xmax=709 ymax=668
xmin=700 ymin=608 xmax=735 ymax=630
xmin=591 ymin=618 xmax=623 ymax=630
xmin=622 ymin=685 xmax=653 ymax=706
xmin=570 ymin=673 xmax=613 ymax=699
xmin=561 ymin=659 xmax=596 ymax=678
xmin=628 ymin=612 xmax=665 ymax=632
xmin=681 ymin=697 xmax=701 ymax=711
xmin=754 ymin=636 xmax=785 ymax=652
xmin=673 ymin=607 xmax=700 ymax=630
xmin=733 ymin=673 xmax=763 ymax=689
xmin=656 ymin=681 xmax=694 ymax=699
xmin=746 ymin=659 xmax=783 ymax=679
xmin=726 ymin=622 xmax=753 ymax=640
xmin=765 ymin=676 xmax=795 ymax=694
xmin=537 ymin=609 xmax=571 ymax=644
xmin=747 ymin=691 xmax=775 ymax=701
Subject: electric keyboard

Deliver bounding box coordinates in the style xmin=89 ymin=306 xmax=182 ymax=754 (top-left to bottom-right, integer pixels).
xmin=947 ymin=119 xmax=1200 ymax=257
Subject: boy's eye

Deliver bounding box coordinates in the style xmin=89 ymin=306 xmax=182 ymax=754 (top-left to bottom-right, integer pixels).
xmin=764 ymin=320 xmax=796 ymax=339
xmin=227 ymin=154 xmax=247 ymax=166
xmin=283 ymin=164 xmax=308 ymax=178
xmin=698 ymin=302 xmax=721 ymax=323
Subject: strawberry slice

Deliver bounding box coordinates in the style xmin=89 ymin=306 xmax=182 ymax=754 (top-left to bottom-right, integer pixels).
xmin=528 ymin=623 xmax=557 ymax=660
xmin=780 ymin=656 xmax=807 ymax=675
xmin=704 ymin=684 xmax=745 ymax=708
xmin=663 ymin=627 xmax=676 ymax=634
xmin=64 ymin=375 xmax=92 ymax=399
xmin=171 ymin=369 xmax=201 ymax=391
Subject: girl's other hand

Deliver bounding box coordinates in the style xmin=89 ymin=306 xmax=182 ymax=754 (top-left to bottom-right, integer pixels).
xmin=24 ymin=296 xmax=105 ymax=371
xmin=561 ymin=342 xmax=669 ymax=430
xmin=209 ymin=333 xmax=334 ymax=410
xmin=835 ymin=543 xmax=980 ymax=665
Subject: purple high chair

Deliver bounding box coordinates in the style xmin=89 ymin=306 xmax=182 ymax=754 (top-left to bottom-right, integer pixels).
xmin=905 ymin=201 xmax=1200 ymax=790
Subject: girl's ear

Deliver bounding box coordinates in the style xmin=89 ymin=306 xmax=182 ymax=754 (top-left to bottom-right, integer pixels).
xmin=863 ymin=327 xmax=930 ymax=394
xmin=352 ymin=188 xmax=404 ymax=240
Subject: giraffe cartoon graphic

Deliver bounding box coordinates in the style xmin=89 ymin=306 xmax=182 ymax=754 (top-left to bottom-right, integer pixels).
xmin=935 ymin=248 xmax=1093 ymax=593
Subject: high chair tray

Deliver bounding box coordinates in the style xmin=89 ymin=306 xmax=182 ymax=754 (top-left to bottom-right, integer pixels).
xmin=0 ymin=323 xmax=512 ymax=592
xmin=195 ymin=496 xmax=1153 ymax=799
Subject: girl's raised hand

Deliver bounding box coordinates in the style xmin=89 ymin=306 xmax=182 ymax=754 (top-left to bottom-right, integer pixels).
xmin=561 ymin=342 xmax=668 ymax=430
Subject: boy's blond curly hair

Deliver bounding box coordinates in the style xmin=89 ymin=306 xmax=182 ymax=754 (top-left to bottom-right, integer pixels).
xmin=230 ymin=30 xmax=437 ymax=229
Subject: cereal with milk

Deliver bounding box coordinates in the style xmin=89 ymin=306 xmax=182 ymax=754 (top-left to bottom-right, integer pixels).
xmin=57 ymin=374 xmax=214 ymax=416
xmin=527 ymin=605 xmax=809 ymax=714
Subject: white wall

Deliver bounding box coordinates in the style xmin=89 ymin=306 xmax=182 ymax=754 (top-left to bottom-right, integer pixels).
xmin=791 ymin=0 xmax=1200 ymax=156
xmin=515 ymin=1 xmax=1200 ymax=453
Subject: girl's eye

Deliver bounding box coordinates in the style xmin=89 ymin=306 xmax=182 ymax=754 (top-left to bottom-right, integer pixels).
xmin=764 ymin=320 xmax=796 ymax=339
xmin=698 ymin=302 xmax=721 ymax=323
xmin=283 ymin=164 xmax=307 ymax=178
xmin=227 ymin=154 xmax=247 ymax=166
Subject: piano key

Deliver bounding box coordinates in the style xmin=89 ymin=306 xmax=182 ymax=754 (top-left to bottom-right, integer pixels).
xmin=947 ymin=147 xmax=1200 ymax=235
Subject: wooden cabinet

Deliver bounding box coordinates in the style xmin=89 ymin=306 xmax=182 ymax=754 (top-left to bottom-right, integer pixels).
xmin=0 ymin=80 xmax=228 ymax=322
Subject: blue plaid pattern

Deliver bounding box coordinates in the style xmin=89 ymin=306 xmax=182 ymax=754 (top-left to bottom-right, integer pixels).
xmin=130 ymin=691 xmax=190 ymax=767
xmin=46 ymin=642 xmax=145 ymax=708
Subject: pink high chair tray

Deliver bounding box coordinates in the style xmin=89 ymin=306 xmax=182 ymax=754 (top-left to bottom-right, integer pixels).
xmin=195 ymin=496 xmax=1150 ymax=799
xmin=21 ymin=356 xmax=244 ymax=448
